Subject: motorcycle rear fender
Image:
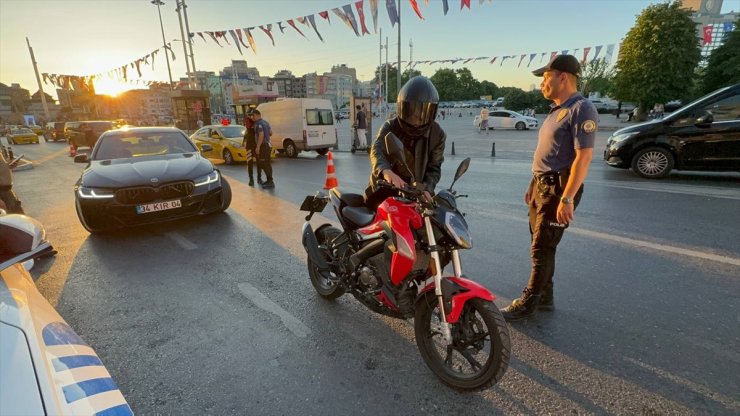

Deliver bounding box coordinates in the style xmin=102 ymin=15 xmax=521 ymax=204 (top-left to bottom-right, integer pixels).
xmin=417 ymin=276 xmax=495 ymax=323
xmin=302 ymin=222 xmax=329 ymax=271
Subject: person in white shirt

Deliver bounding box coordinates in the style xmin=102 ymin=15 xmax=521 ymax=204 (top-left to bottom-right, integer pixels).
xmin=479 ymin=107 xmax=490 ymax=134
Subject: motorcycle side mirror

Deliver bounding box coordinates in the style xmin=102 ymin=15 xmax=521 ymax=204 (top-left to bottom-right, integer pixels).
xmin=449 ymin=158 xmax=471 ymax=190
xmin=383 ymin=132 xmax=414 ymax=182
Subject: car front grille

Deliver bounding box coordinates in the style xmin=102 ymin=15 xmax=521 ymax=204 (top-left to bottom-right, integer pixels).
xmin=115 ymin=181 xmax=194 ymax=204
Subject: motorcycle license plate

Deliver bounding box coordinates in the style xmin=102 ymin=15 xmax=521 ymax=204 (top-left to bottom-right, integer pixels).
xmin=136 ymin=199 xmax=182 ymax=214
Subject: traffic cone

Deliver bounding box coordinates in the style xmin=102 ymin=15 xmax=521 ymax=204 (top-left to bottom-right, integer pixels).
xmin=68 ymin=145 xmax=76 ymax=157
xmin=323 ymin=151 xmax=339 ymax=189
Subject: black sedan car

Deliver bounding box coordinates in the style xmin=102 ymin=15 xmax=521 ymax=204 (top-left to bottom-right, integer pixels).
xmin=73 ymin=127 xmax=231 ymax=233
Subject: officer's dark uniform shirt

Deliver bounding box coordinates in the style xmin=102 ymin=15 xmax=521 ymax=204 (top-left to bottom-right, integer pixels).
xmin=532 ymin=93 xmax=598 ymax=174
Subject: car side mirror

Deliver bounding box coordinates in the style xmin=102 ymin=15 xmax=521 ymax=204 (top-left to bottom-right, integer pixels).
xmin=695 ymin=110 xmax=713 ymax=128
xmin=200 ymin=144 xmax=213 ymax=152
xmin=73 ymin=154 xmax=89 ymax=163
xmin=382 ymin=132 xmax=414 ymax=182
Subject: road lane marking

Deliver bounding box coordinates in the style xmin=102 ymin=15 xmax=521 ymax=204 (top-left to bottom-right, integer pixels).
xmin=31 ymin=148 xmax=70 ymax=166
xmin=165 ymin=232 xmax=197 ymax=250
xmin=237 ymin=282 xmax=311 ymax=338
xmin=624 ymin=357 xmax=740 ymax=412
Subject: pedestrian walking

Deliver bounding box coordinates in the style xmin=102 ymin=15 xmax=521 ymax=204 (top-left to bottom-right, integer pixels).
xmin=355 ymin=104 xmax=368 ymax=148
xmin=479 ymin=107 xmax=490 ymax=134
xmin=500 ymin=54 xmax=597 ymax=321
xmin=242 ymin=112 xmax=263 ymax=187
xmin=0 ymin=150 xmax=24 ymax=214
xmin=251 ymin=109 xmax=274 ymax=189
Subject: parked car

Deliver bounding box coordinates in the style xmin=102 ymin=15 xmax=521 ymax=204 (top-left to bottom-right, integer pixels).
xmin=6 ymin=127 xmax=39 ymax=144
xmin=191 ymin=124 xmax=247 ymax=165
xmin=67 ymin=121 xmax=116 ymax=149
xmin=44 ymin=121 xmax=66 ymax=141
xmin=26 ymin=125 xmax=44 ymax=135
xmin=604 ymin=83 xmax=740 ymax=178
xmin=73 ymin=127 xmax=231 ymax=233
xmin=473 ymin=109 xmax=538 ymax=130
xmin=0 ymin=214 xmax=133 ymax=415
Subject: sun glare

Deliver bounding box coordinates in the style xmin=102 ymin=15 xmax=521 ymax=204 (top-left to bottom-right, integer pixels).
xmin=94 ymin=78 xmax=133 ymax=97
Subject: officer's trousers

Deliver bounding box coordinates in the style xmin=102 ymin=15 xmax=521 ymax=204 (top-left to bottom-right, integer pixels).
xmin=525 ymin=174 xmax=583 ymax=295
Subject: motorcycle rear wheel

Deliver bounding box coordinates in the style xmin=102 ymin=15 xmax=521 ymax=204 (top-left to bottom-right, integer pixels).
xmin=307 ymin=226 xmax=345 ymax=300
xmin=414 ymin=295 xmax=510 ymax=391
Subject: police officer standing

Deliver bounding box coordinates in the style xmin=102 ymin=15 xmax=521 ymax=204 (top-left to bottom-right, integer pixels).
xmin=501 ymin=55 xmax=597 ymax=321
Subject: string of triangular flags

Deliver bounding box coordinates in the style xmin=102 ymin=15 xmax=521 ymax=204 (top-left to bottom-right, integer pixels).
xmin=41 ymin=42 xmax=178 ymax=91
xmin=192 ymin=0 xmax=492 ymax=55
xmin=405 ymin=44 xmax=619 ymax=69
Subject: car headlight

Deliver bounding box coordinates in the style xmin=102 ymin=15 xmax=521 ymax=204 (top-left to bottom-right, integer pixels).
xmin=230 ymin=141 xmax=244 ymax=149
xmin=77 ymin=186 xmax=115 ymax=199
xmin=194 ymin=170 xmax=220 ymax=187
xmin=609 ymin=132 xmax=637 ymax=144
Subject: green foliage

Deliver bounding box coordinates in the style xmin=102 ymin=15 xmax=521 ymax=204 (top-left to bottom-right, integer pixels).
xmin=702 ymin=19 xmax=740 ymax=94
xmin=579 ymin=58 xmax=615 ymax=97
xmin=430 ymin=68 xmax=460 ymax=100
xmin=504 ymin=89 xmax=529 ymax=112
xmin=613 ymin=1 xmax=701 ymax=108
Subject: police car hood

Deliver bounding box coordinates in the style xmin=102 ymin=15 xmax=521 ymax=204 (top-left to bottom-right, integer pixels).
xmin=81 ymin=153 xmax=213 ymax=188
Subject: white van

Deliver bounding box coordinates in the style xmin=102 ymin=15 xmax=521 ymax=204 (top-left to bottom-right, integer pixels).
xmin=256 ymin=98 xmax=337 ymax=158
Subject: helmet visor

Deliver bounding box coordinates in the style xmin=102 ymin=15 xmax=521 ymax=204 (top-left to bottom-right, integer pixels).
xmin=398 ymin=101 xmax=438 ymax=127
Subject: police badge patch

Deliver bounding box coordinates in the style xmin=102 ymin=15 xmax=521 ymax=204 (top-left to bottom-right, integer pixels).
xmin=556 ymin=109 xmax=569 ymax=122
xmin=582 ymin=120 xmax=597 ymax=133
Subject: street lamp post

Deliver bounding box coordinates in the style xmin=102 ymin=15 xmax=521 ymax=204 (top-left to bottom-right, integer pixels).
xmin=152 ymin=0 xmax=174 ymax=88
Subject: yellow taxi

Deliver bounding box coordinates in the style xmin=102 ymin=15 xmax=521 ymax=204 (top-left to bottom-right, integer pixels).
xmin=7 ymin=127 xmax=40 ymax=144
xmin=27 ymin=125 xmax=45 ymax=135
xmin=190 ymin=124 xmax=248 ymax=165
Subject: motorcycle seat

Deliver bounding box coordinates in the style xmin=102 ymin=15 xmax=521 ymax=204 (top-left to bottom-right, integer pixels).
xmin=330 ymin=189 xmax=366 ymax=208
xmin=341 ymin=206 xmax=376 ymax=228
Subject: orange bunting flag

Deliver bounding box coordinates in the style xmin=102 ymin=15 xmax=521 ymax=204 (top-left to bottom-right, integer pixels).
xmin=368 ymin=0 xmax=379 ymax=32
xmin=409 ymin=0 xmax=424 ymax=19
xmin=245 ymin=28 xmax=258 ymax=53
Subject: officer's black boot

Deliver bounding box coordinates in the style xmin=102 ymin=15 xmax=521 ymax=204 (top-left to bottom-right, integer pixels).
xmin=500 ymin=291 xmax=541 ymax=321
xmin=539 ymin=281 xmax=554 ymax=310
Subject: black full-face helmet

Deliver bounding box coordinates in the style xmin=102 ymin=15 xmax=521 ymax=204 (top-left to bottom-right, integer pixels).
xmin=396 ymin=76 xmax=439 ymax=138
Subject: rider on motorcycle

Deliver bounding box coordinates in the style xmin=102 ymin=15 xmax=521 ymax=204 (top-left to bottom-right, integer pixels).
xmin=364 ymin=76 xmax=446 ymax=209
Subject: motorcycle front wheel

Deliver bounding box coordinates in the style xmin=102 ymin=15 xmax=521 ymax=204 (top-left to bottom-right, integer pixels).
xmin=307 ymin=225 xmax=345 ymax=300
xmin=414 ymin=294 xmax=511 ymax=391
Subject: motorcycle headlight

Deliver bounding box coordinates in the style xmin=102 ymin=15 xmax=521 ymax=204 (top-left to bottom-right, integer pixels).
xmin=609 ymin=132 xmax=637 ymax=144
xmin=77 ymin=186 xmax=115 ymax=199
xmin=444 ymin=212 xmax=472 ymax=249
xmin=194 ymin=170 xmax=220 ymax=187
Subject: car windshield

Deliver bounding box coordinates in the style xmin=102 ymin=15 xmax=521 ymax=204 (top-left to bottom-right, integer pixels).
xmin=220 ymin=126 xmax=245 ymax=138
xmin=12 ymin=128 xmax=33 ymax=134
xmin=94 ymin=132 xmax=197 ymax=160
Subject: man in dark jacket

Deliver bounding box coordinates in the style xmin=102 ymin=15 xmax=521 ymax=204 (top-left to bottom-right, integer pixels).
xmin=365 ymin=76 xmax=445 ymax=209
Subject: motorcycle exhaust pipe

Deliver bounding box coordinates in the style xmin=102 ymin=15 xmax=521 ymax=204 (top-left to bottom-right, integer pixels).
xmin=302 ymin=223 xmax=329 ymax=271
xmin=349 ymin=238 xmax=385 ymax=270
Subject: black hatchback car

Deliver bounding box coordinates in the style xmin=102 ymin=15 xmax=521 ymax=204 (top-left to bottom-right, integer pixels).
xmin=604 ymin=83 xmax=740 ymax=178
xmin=73 ymin=127 xmax=231 ymax=233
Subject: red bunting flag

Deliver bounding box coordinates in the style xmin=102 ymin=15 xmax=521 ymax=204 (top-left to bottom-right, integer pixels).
xmin=461 ymin=0 xmax=470 ymax=9
xmin=582 ymin=47 xmax=591 ymax=64
xmin=703 ymin=25 xmax=713 ymax=44
xmin=355 ymin=1 xmax=371 ymax=35
xmin=319 ymin=10 xmax=330 ymax=21
xmin=235 ymin=29 xmax=250 ymax=49
xmin=409 ymin=0 xmax=424 ymax=19
xmin=287 ymin=19 xmax=307 ymax=38
xmin=259 ymin=25 xmax=275 ymax=46
xmin=550 ymin=51 xmax=557 ymax=61
xmin=197 ymin=32 xmax=206 ymax=42
xmin=206 ymin=31 xmax=222 ymax=47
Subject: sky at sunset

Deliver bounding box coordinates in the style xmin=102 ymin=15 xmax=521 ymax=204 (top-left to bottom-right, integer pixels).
xmin=0 ymin=0 xmax=735 ymax=98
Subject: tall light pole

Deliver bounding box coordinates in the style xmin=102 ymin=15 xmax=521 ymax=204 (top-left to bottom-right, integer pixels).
xmin=175 ymin=1 xmax=192 ymax=88
xmin=397 ymin=0 xmax=401 ymax=95
xmin=179 ymin=0 xmax=198 ymax=88
xmin=152 ymin=0 xmax=174 ymax=88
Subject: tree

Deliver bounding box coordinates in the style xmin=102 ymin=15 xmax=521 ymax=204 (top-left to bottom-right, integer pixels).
xmin=480 ymin=80 xmax=499 ymax=99
xmin=455 ymin=68 xmax=481 ymax=99
xmin=612 ymin=1 xmax=700 ymax=115
xmin=579 ymin=58 xmax=615 ymax=97
xmin=430 ymin=68 xmax=460 ymax=101
xmin=504 ymin=89 xmax=529 ymax=112
xmin=702 ymin=19 xmax=740 ymax=94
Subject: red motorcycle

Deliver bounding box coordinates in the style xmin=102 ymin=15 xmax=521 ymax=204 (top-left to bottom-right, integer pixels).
xmin=301 ymin=133 xmax=510 ymax=390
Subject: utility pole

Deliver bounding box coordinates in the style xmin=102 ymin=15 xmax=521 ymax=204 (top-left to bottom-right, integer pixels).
xmin=397 ymin=0 xmax=401 ymax=96
xmin=385 ymin=36 xmax=389 ymax=114
xmin=378 ymin=27 xmax=382 ymax=115
xmin=180 ymin=0 xmax=198 ymax=89
xmin=175 ymin=1 xmax=192 ymax=88
xmin=25 ymin=37 xmax=50 ymax=120
xmin=409 ymin=38 xmax=413 ymax=68
xmin=152 ymin=0 xmax=174 ymax=88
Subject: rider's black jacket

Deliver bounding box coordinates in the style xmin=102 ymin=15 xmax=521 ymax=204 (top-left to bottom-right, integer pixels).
xmin=365 ymin=117 xmax=446 ymax=208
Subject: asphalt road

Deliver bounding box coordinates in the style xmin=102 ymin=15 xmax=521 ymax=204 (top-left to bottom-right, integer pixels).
xmin=5 ymin=117 xmax=739 ymax=415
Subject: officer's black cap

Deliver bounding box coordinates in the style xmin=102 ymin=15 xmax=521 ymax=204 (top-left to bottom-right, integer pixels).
xmin=532 ymin=54 xmax=581 ymax=77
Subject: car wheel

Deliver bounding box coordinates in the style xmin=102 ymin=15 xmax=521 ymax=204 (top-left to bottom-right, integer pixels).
xmin=217 ymin=177 xmax=232 ymax=212
xmin=284 ymin=140 xmax=298 ymax=158
xmin=316 ymin=148 xmax=329 ymax=156
xmin=223 ymin=148 xmax=234 ymax=165
xmin=631 ymin=147 xmax=674 ymax=179
xmin=515 ymin=121 xmax=526 ymax=130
